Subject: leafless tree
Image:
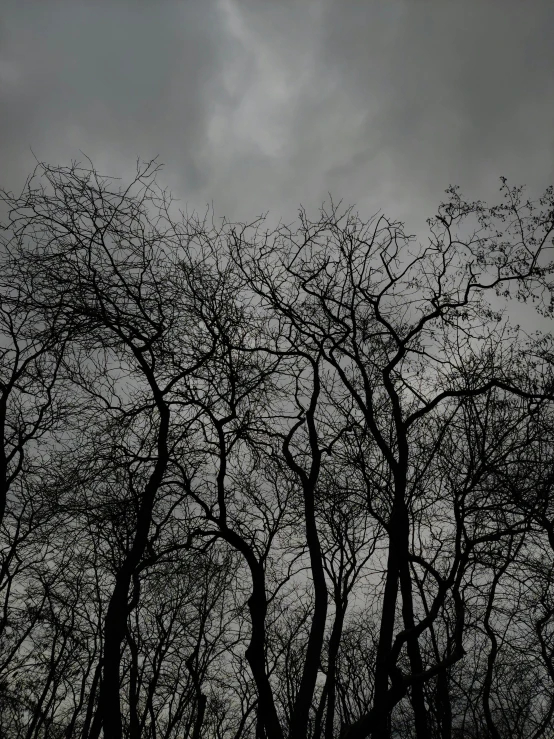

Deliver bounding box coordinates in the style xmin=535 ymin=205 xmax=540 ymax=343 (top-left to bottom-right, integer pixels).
xmin=1 ymin=161 xmax=554 ymax=739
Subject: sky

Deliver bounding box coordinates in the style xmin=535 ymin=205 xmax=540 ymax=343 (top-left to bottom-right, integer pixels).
xmin=1 ymin=0 xmax=553 ymax=233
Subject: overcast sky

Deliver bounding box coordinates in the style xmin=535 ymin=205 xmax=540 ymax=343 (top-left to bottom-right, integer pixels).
xmin=1 ymin=0 xmax=553 ymax=231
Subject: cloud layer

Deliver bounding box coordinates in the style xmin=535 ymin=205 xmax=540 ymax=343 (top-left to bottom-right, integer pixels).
xmin=2 ymin=0 xmax=553 ymax=227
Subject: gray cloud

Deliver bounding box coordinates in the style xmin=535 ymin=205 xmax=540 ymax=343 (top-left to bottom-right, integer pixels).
xmin=0 ymin=0 xmax=224 ymax=191
xmin=1 ymin=0 xmax=553 ymax=228
xmin=322 ymin=2 xmax=554 ymax=199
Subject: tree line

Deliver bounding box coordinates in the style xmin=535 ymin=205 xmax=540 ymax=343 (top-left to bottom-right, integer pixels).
xmin=1 ymin=160 xmax=554 ymax=738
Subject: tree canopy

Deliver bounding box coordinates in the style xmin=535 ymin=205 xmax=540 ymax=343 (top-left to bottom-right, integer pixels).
xmin=1 ymin=160 xmax=554 ymax=739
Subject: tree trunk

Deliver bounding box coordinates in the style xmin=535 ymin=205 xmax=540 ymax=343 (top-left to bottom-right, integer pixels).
xmin=325 ymin=600 xmax=346 ymax=739
xmin=94 ymin=402 xmax=170 ymax=738
xmin=372 ymin=524 xmax=402 ymax=739
xmin=398 ymin=557 xmax=428 ymax=739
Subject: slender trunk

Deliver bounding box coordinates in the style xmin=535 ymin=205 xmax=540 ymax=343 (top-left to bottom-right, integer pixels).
xmin=287 ymin=364 xmax=327 ymax=739
xmin=127 ymin=627 xmax=141 ymax=739
xmin=219 ymin=524 xmax=283 ymax=739
xmin=81 ymin=662 xmax=102 ymax=739
xmin=95 ymin=403 xmax=170 ymax=739
xmin=26 ymin=628 xmax=69 ymax=739
xmin=313 ymin=681 xmax=328 ymax=739
xmin=191 ymin=693 xmax=207 ymax=739
xmin=436 ymin=667 xmax=452 ymax=739
xmin=417 ymin=572 xmax=452 ymax=739
xmin=324 ymin=599 xmax=346 ymax=739
xmin=65 ymin=648 xmax=99 ymax=738
xmin=98 ymin=573 xmax=130 ymax=739
xmin=187 ymin=646 xmax=207 ymax=739
xmin=482 ymin=555 xmax=514 ymax=739
xmin=483 ymin=606 xmax=501 ymax=739
xmin=289 ymin=479 xmax=328 ymax=739
xmin=398 ymin=556 xmax=428 ymax=739
xmin=371 ymin=504 xmax=403 ymax=739
xmin=86 ymin=693 xmax=103 ymax=739
xmin=140 ymin=637 xmax=166 ymax=734
xmin=244 ymin=566 xmax=284 ymax=739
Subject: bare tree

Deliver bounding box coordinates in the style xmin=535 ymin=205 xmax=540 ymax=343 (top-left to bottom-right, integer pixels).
xmin=226 ymin=183 xmax=554 ymax=738
xmin=1 ymin=161 xmax=554 ymax=739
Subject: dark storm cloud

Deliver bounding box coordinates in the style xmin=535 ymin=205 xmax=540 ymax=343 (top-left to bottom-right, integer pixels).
xmin=1 ymin=0 xmax=553 ymax=226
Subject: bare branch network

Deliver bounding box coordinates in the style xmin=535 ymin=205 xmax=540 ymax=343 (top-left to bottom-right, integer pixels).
xmin=1 ymin=159 xmax=554 ymax=739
